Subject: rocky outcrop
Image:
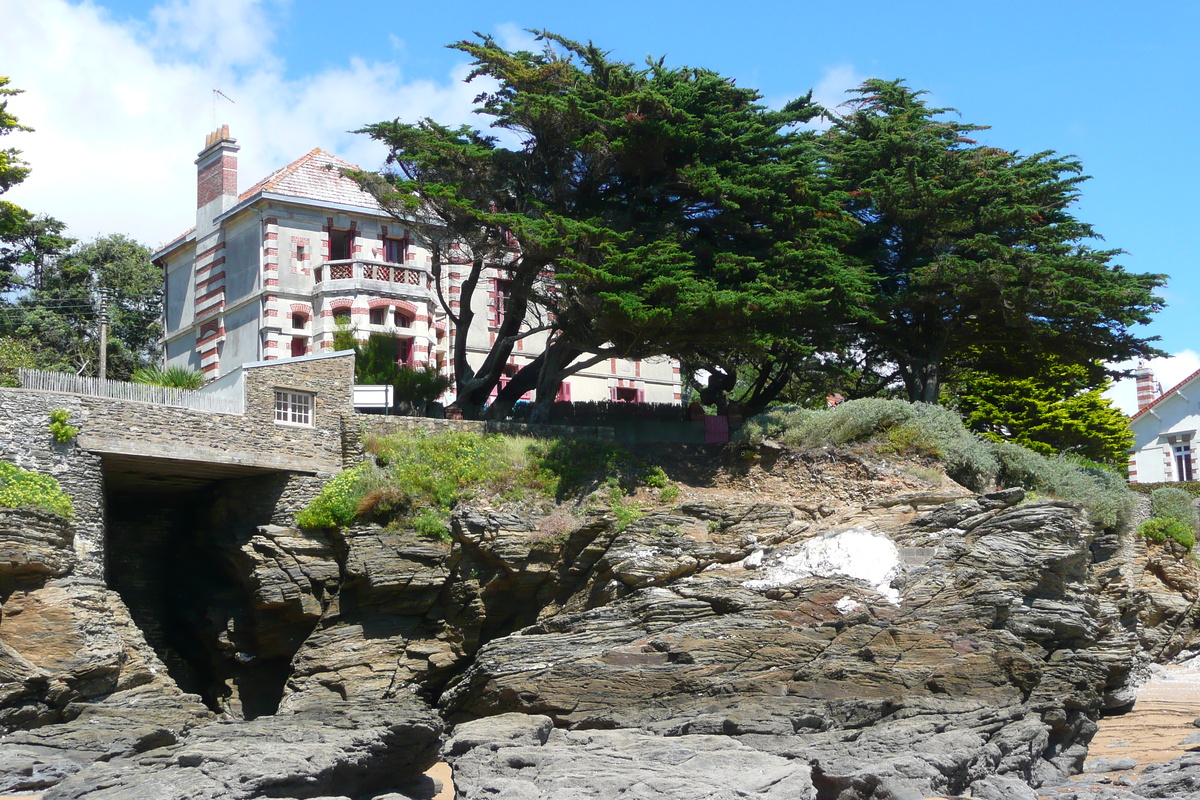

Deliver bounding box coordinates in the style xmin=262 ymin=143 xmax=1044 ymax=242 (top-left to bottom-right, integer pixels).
xmin=3 ymin=448 xmax=1187 ymax=800
xmin=42 ymin=696 xmax=443 ymax=800
xmin=438 ymin=492 xmax=1141 ymax=799
xmin=446 ymin=713 xmax=817 ymax=799
xmin=0 ymin=506 xmax=76 ymax=582
xmin=0 ymin=507 xmax=213 ymax=792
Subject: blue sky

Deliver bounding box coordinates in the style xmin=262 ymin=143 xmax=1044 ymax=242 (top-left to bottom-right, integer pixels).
xmin=2 ymin=0 xmax=1197 ymax=409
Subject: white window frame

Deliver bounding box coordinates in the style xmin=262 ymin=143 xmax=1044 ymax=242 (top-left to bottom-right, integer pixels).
xmin=274 ymin=389 xmax=313 ymax=426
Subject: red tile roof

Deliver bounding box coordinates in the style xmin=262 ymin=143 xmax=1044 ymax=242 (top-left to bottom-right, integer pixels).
xmin=238 ymin=148 xmax=381 ymax=210
xmin=1131 ymin=366 xmax=1200 ymax=421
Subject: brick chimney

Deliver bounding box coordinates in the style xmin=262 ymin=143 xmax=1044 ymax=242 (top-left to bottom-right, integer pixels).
xmin=195 ymin=124 xmax=239 ymax=216
xmin=1134 ymin=363 xmax=1160 ymax=412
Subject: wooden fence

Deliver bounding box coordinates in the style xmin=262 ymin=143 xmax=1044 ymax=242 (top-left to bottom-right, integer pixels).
xmin=17 ymin=369 xmax=244 ymax=415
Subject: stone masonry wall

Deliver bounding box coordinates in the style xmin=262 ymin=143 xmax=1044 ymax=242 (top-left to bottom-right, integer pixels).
xmin=78 ymin=353 xmax=354 ymax=475
xmin=0 ymin=391 xmax=106 ymax=578
xmin=0 ymin=352 xmax=356 ymax=577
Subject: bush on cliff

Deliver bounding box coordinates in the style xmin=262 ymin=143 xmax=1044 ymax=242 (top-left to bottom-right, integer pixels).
xmin=1138 ymin=486 xmax=1199 ymax=550
xmin=740 ymin=398 xmax=1137 ymax=529
xmin=296 ymin=430 xmax=664 ymax=539
xmin=0 ymin=461 xmax=73 ymax=518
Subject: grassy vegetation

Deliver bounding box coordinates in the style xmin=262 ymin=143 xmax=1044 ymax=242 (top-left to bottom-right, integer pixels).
xmin=296 ymin=430 xmax=672 ymax=540
xmin=0 ymin=461 xmax=73 ymax=518
xmin=1138 ymin=486 xmax=1199 ymax=550
xmin=739 ymin=398 xmax=1137 ymax=529
xmin=130 ymin=365 xmax=206 ymax=390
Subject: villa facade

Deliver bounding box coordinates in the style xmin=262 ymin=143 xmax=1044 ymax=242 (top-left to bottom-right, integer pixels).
xmin=154 ymin=127 xmax=681 ymax=406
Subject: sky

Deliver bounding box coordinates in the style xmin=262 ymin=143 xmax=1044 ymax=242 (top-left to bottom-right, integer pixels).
xmin=2 ymin=0 xmax=1197 ymax=412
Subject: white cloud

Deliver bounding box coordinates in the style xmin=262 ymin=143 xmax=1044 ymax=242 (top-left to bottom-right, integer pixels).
xmin=494 ymin=22 xmax=542 ymax=54
xmin=811 ymin=64 xmax=868 ymax=115
xmin=775 ymin=63 xmax=867 ymax=130
xmin=0 ymin=0 xmax=487 ymax=248
xmin=1105 ymin=350 xmax=1200 ymax=416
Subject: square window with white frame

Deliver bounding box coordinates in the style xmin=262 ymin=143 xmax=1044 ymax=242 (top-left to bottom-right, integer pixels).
xmin=274 ymin=389 xmax=314 ymax=426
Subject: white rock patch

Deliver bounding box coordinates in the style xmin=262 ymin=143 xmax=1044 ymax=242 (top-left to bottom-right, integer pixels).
xmin=743 ymin=527 xmax=902 ymax=605
xmin=835 ymin=596 xmax=864 ymax=615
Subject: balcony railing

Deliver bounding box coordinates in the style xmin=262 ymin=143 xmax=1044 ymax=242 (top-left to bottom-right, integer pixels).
xmin=315 ymin=259 xmax=428 ymax=288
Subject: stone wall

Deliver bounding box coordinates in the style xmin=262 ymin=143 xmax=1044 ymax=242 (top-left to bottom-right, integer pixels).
xmin=78 ymin=353 xmax=354 ymax=475
xmin=0 ymin=352 xmax=355 ymax=578
xmin=341 ymin=413 xmax=615 ymax=466
xmin=0 ymin=391 xmax=106 ymax=578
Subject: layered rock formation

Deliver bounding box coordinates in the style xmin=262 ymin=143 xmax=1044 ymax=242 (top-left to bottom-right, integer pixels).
xmin=5 ymin=445 xmax=1200 ymax=799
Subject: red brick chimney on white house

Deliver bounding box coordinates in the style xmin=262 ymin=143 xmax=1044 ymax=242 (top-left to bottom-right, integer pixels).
xmin=1134 ymin=363 xmax=1161 ymax=412
xmin=195 ymin=125 xmax=239 ymax=232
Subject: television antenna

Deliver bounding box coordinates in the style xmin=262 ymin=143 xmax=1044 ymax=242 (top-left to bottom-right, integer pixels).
xmin=212 ymin=88 xmax=235 ymax=127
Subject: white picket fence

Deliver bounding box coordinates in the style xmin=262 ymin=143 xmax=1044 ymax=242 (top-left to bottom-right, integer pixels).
xmin=17 ymin=369 xmax=245 ymax=415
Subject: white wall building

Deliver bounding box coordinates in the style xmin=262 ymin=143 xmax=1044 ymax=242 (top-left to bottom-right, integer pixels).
xmin=154 ymin=127 xmax=681 ymax=407
xmin=1128 ymin=363 xmax=1200 ymax=483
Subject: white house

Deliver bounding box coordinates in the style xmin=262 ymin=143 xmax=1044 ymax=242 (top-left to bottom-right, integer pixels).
xmin=153 ymin=127 xmax=681 ymax=406
xmin=1128 ymin=363 xmax=1200 ymax=482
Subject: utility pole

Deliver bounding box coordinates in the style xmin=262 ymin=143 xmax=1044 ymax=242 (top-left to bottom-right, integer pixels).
xmin=98 ymin=290 xmax=109 ymax=381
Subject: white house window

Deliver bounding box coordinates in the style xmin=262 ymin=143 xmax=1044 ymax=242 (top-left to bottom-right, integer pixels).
xmin=1175 ymin=444 xmax=1194 ymax=482
xmin=274 ymin=390 xmax=313 ymax=426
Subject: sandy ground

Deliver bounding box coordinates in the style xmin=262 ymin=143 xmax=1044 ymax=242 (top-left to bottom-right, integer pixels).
xmin=426 ymin=760 xmax=455 ymax=800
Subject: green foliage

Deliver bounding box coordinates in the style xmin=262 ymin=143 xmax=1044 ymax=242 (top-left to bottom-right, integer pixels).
xmin=821 ymin=79 xmax=1165 ymax=402
xmin=742 ymin=398 xmax=997 ymax=490
xmin=1138 ymin=486 xmax=1200 ymax=550
xmin=295 ymin=463 xmax=374 ymax=529
xmin=48 ymin=408 xmax=78 ymax=443
xmin=343 ymin=330 xmax=452 ymax=413
xmin=1130 ymin=481 xmax=1200 ymax=498
xmin=1139 ymin=517 xmax=1196 ymax=549
xmin=0 ymin=460 xmax=73 ymax=518
xmin=1150 ymin=487 xmax=1199 ymax=529
xmin=605 ymin=477 xmax=643 ymax=531
xmin=393 ymin=365 xmax=452 ymax=406
xmin=297 ymin=430 xmax=668 ymax=538
xmin=741 ymin=399 xmax=1138 ymax=528
xmin=0 ymin=335 xmax=36 ymax=387
xmin=0 ymin=77 xmax=32 ymax=195
xmin=946 ymin=353 xmax=1132 ymax=463
xmin=355 ymin=33 xmax=861 ymax=419
xmin=987 ymin=441 xmax=1136 ymax=530
xmin=0 ymin=234 xmax=160 ymax=380
xmin=131 ymin=364 xmax=205 ymax=389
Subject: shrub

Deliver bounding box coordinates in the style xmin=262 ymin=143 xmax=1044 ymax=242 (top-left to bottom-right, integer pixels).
xmin=48 ymin=409 xmax=79 ymax=443
xmin=297 ymin=430 xmax=668 ymax=539
xmin=1139 ymin=516 xmax=1197 ymax=549
xmin=0 ymin=461 xmax=73 ymax=518
xmin=295 ymin=463 xmax=374 ymax=529
xmin=1150 ymin=487 xmax=1199 ymax=529
xmin=741 ymin=399 xmax=998 ymax=490
xmin=741 ymin=399 xmax=1139 ymax=528
xmin=130 ymin=365 xmax=205 ymax=389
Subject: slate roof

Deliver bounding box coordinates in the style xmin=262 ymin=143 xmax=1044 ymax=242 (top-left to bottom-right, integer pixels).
xmin=1131 ymin=366 xmax=1200 ymax=422
xmin=238 ymin=148 xmax=382 ymax=211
